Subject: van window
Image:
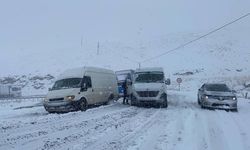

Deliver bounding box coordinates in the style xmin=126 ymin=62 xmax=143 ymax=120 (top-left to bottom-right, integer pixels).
xmin=83 ymin=76 xmax=92 ymax=88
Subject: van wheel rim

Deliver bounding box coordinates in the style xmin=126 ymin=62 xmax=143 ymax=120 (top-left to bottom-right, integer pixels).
xmin=80 ymin=100 xmax=86 ymax=111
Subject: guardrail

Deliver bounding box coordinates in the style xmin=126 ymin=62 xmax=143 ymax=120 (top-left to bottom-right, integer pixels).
xmin=0 ymin=95 xmax=46 ymax=102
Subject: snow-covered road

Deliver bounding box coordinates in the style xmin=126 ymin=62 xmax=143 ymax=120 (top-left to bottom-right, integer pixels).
xmin=1 ymin=91 xmax=250 ymax=150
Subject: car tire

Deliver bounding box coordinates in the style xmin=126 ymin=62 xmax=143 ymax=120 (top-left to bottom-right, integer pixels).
xmin=130 ymin=95 xmax=137 ymax=106
xmin=79 ymin=98 xmax=88 ymax=111
xmin=200 ymin=102 xmax=205 ymax=109
xmin=231 ymin=108 xmax=238 ymax=112
xmin=131 ymin=102 xmax=136 ymax=106
xmin=161 ymin=96 xmax=168 ymax=108
xmin=197 ymin=96 xmax=201 ymax=105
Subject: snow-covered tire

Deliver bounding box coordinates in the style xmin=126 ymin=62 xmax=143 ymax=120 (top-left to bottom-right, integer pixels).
xmin=201 ymin=103 xmax=205 ymax=109
xmin=79 ymin=98 xmax=88 ymax=111
xmin=161 ymin=97 xmax=168 ymax=108
xmin=198 ymin=96 xmax=201 ymax=105
xmin=159 ymin=94 xmax=168 ymax=108
xmin=231 ymin=108 xmax=238 ymax=112
xmin=130 ymin=95 xmax=137 ymax=106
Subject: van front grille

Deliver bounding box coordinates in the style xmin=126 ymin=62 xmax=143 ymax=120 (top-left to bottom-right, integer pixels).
xmin=137 ymin=91 xmax=159 ymax=97
xmin=49 ymin=98 xmax=64 ymax=101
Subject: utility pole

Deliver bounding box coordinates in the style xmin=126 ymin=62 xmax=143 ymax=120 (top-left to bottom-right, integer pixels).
xmin=138 ymin=62 xmax=141 ymax=69
xmin=97 ymin=41 xmax=100 ymax=55
xmin=80 ymin=36 xmax=83 ymax=49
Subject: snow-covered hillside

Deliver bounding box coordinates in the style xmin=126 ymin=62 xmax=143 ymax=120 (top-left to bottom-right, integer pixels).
xmin=0 ymin=74 xmax=55 ymax=96
xmin=1 ymin=27 xmax=250 ymax=95
xmin=1 ymin=27 xmax=250 ymax=77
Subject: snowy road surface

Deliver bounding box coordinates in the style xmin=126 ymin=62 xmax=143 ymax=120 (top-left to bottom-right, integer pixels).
xmin=1 ymin=91 xmax=250 ymax=150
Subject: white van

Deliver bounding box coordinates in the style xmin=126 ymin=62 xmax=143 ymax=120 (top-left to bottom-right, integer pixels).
xmin=131 ymin=67 xmax=170 ymax=107
xmin=43 ymin=67 xmax=118 ymax=113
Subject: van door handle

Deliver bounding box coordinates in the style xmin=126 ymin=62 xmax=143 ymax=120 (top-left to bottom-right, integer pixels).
xmin=92 ymin=89 xmax=94 ymax=92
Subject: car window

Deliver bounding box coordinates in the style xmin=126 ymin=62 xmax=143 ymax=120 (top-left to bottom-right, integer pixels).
xmin=205 ymin=84 xmax=230 ymax=92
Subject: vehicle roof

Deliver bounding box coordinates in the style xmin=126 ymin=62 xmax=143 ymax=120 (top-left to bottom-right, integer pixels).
xmin=57 ymin=66 xmax=114 ymax=80
xmin=204 ymin=83 xmax=227 ymax=86
xmin=115 ymin=69 xmax=134 ymax=75
xmin=135 ymin=67 xmax=164 ymax=73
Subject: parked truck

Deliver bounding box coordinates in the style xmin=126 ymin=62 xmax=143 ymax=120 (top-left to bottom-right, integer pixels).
xmin=115 ymin=69 xmax=134 ymax=98
xmin=0 ymin=85 xmax=22 ymax=98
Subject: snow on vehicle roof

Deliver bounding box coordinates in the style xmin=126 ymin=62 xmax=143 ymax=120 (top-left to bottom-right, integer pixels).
xmin=115 ymin=69 xmax=134 ymax=75
xmin=57 ymin=66 xmax=114 ymax=80
xmin=204 ymin=83 xmax=227 ymax=86
xmin=135 ymin=67 xmax=164 ymax=73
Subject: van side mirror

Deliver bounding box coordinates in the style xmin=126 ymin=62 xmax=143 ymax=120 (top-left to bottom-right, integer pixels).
xmin=165 ymin=79 xmax=171 ymax=85
xmin=48 ymin=88 xmax=52 ymax=91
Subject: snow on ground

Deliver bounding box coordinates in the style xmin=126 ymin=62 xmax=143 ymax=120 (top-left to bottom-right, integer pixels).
xmin=1 ymin=90 xmax=250 ymax=150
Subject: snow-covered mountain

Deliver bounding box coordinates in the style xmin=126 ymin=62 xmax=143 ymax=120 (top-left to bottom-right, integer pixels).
xmin=1 ymin=27 xmax=250 ymax=95
xmin=1 ymin=27 xmax=250 ymax=76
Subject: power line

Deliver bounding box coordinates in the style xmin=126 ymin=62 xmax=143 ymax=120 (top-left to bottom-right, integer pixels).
xmin=140 ymin=12 xmax=250 ymax=64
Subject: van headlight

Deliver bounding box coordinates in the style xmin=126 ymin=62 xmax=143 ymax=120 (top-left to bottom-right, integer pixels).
xmin=232 ymin=97 xmax=237 ymax=101
xmin=66 ymin=95 xmax=75 ymax=101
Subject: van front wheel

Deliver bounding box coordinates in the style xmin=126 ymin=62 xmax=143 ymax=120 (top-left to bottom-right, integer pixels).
xmin=79 ymin=98 xmax=88 ymax=111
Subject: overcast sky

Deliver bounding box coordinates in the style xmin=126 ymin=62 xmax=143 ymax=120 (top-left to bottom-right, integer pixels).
xmin=0 ymin=0 xmax=249 ymax=75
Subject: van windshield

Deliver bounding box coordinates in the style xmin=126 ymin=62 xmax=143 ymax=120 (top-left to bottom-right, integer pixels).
xmin=116 ymin=73 xmax=131 ymax=82
xmin=117 ymin=74 xmax=128 ymax=81
xmin=52 ymin=78 xmax=82 ymax=90
xmin=135 ymin=72 xmax=164 ymax=83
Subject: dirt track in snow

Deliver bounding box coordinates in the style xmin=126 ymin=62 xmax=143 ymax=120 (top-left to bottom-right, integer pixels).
xmin=1 ymin=91 xmax=250 ymax=150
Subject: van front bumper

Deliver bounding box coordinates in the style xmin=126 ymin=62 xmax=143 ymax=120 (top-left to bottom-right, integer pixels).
xmin=43 ymin=101 xmax=79 ymax=113
xmin=132 ymin=92 xmax=165 ymax=105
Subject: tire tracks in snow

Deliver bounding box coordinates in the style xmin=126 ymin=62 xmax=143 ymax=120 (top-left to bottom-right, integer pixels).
xmin=0 ymin=102 xmax=125 ymax=135
xmin=0 ymin=103 xmax=136 ymax=149
xmin=215 ymin=111 xmax=248 ymax=150
xmin=81 ymin=108 xmax=164 ymax=150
